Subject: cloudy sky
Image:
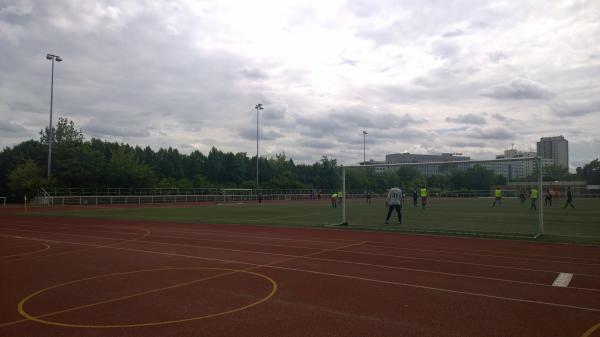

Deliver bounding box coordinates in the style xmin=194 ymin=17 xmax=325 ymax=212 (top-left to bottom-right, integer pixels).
xmin=1 ymin=0 xmax=599 ymax=169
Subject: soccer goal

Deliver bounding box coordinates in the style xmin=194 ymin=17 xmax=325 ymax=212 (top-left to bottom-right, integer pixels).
xmin=220 ymin=188 xmax=255 ymax=204
xmin=338 ymin=157 xmax=545 ymax=239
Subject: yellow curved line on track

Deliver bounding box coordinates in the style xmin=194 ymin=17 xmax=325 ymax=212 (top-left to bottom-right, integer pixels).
xmin=581 ymin=323 xmax=600 ymax=337
xmin=0 ymin=227 xmax=151 ymax=263
xmin=17 ymin=267 xmax=277 ymax=328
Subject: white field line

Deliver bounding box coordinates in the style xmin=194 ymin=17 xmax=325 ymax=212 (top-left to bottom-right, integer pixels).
xmin=1 ymin=232 xmax=599 ymax=314
xmin=552 ymin=273 xmax=574 ymax=287
xmin=2 ymin=229 xmax=600 ymax=293
xmin=361 ymin=243 xmax=600 ymax=266
xmin=364 ymin=242 xmax=600 ymax=264
xmin=3 ymin=224 xmax=600 ymax=280
xmin=8 ymin=219 xmax=359 ymax=245
xmin=8 ymin=218 xmax=600 ymax=265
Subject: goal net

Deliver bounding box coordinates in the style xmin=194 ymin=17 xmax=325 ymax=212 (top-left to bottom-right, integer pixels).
xmin=220 ymin=188 xmax=254 ymax=204
xmin=339 ymin=158 xmax=545 ymax=239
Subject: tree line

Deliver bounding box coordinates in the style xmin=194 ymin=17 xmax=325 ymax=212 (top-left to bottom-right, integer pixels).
xmin=1 ymin=118 xmax=598 ymax=200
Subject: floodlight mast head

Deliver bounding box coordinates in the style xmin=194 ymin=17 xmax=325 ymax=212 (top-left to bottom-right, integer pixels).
xmin=255 ymin=103 xmax=264 ymax=110
xmin=46 ymin=54 xmax=62 ymax=62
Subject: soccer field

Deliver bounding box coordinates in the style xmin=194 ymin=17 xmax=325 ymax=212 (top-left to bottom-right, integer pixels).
xmin=29 ymin=197 xmax=600 ymax=244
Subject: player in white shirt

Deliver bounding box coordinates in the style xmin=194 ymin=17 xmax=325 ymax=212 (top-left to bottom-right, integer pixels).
xmin=385 ymin=187 xmax=403 ymax=224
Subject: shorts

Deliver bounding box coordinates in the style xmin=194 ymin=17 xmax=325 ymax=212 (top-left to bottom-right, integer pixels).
xmin=421 ymin=197 xmax=428 ymax=204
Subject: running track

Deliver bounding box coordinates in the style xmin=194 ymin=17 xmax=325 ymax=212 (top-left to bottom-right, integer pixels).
xmin=1 ymin=213 xmax=600 ymax=337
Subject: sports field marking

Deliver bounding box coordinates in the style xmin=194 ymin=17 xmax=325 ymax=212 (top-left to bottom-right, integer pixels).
xmin=8 ymin=219 xmax=360 ymax=245
xmin=334 ymin=248 xmax=600 ymax=278
xmin=247 ymin=211 xmax=324 ymax=222
xmin=16 ymin=267 xmax=277 ymax=328
xmin=2 ymin=232 xmax=600 ymax=315
xmin=0 ymin=243 xmax=50 ymax=259
xmin=3 ymin=227 xmax=600 ymax=291
xmin=0 ymin=227 xmax=150 ymax=263
xmin=3 ymin=222 xmax=337 ymax=252
xmin=581 ymin=323 xmax=600 ymax=337
xmin=6 ymin=220 xmax=599 ymax=266
xmin=552 ymin=273 xmax=574 ymax=287
xmin=365 ymin=242 xmax=600 ymax=264
xmin=8 ymin=222 xmax=598 ymax=280
xmin=361 ymin=243 xmax=600 ymax=267
xmin=4 ymin=225 xmax=600 ymax=284
xmin=6 ymin=238 xmax=364 ymax=328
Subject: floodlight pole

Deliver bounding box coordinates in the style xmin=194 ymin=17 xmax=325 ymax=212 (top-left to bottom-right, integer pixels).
xmin=255 ymin=104 xmax=263 ymax=191
xmin=342 ymin=166 xmax=346 ymax=225
xmin=46 ymin=53 xmax=62 ymax=182
xmin=362 ymin=130 xmax=368 ymax=164
xmin=538 ymin=157 xmax=544 ymax=235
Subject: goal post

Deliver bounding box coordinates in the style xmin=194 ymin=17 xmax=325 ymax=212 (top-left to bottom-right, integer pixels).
xmin=220 ymin=188 xmax=254 ymax=203
xmin=340 ymin=157 xmax=545 ymax=238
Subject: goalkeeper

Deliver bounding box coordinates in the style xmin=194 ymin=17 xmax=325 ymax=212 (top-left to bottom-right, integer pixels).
xmin=385 ymin=186 xmax=403 ymax=224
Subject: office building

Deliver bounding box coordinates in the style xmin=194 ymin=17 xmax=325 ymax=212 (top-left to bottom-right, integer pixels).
xmin=537 ymin=136 xmax=569 ymax=169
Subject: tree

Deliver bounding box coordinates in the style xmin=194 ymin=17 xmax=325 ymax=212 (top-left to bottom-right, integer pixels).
xmin=577 ymin=159 xmax=600 ymax=185
xmin=543 ymin=165 xmax=573 ymax=181
xmin=40 ymin=117 xmax=84 ymax=144
xmin=7 ymin=160 xmax=45 ymax=198
xmin=452 ymin=165 xmax=494 ymax=190
xmin=106 ymin=148 xmax=157 ymax=187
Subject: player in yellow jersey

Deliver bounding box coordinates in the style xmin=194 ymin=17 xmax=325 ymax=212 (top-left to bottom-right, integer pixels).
xmin=530 ymin=188 xmax=538 ymax=210
xmin=420 ymin=187 xmax=428 ymax=210
xmin=492 ymin=187 xmax=502 ymax=207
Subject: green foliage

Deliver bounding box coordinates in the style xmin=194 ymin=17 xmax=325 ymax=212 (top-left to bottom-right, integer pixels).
xmin=543 ymin=165 xmax=574 ymax=181
xmin=3 ymin=118 xmax=596 ymax=197
xmin=577 ymin=159 xmax=600 ymax=184
xmin=451 ymin=165 xmax=495 ymax=190
xmin=40 ymin=117 xmax=84 ymax=144
xmin=107 ymin=148 xmax=157 ymax=187
xmin=7 ymin=160 xmax=45 ymax=198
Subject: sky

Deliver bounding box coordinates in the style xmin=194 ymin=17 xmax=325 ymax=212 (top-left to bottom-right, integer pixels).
xmin=1 ymin=0 xmax=599 ymax=169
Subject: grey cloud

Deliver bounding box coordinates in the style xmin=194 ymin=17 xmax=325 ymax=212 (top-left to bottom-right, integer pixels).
xmin=552 ymin=100 xmax=600 ymax=117
xmin=241 ymin=68 xmax=268 ymax=80
xmin=262 ymin=105 xmax=286 ymax=122
xmin=488 ymin=51 xmax=507 ymax=63
xmin=298 ymin=139 xmax=335 ymax=150
xmin=442 ymin=30 xmax=464 ymax=38
xmin=237 ymin=126 xmax=283 ymax=141
xmin=295 ymin=108 xmax=424 ymax=139
xmin=481 ymin=78 xmax=554 ymax=100
xmin=491 ymin=113 xmax=508 ymax=121
xmin=445 ymin=113 xmax=486 ymax=125
xmin=0 ymin=121 xmax=27 ymax=132
xmin=84 ymin=122 xmax=150 ymax=138
xmin=447 ymin=140 xmax=487 ymax=148
xmin=467 ymin=127 xmax=515 ymax=140
xmin=431 ymin=40 xmax=460 ymax=60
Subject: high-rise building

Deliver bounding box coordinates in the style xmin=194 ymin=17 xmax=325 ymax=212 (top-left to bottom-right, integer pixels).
xmin=536 ymin=136 xmax=569 ymax=169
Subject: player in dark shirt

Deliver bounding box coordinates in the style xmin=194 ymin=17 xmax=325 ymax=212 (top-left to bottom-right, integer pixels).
xmin=564 ymin=187 xmax=575 ymax=209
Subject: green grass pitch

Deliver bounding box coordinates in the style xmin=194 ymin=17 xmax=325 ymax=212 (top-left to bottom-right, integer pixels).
xmin=32 ymin=197 xmax=600 ymax=244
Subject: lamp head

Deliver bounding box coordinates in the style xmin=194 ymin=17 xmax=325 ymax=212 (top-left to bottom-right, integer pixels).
xmin=55 ymin=56 xmax=63 ymax=62
xmin=46 ymin=54 xmax=53 ymax=60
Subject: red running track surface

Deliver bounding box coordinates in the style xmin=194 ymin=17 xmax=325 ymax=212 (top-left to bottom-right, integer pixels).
xmin=1 ymin=214 xmax=599 ymax=337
